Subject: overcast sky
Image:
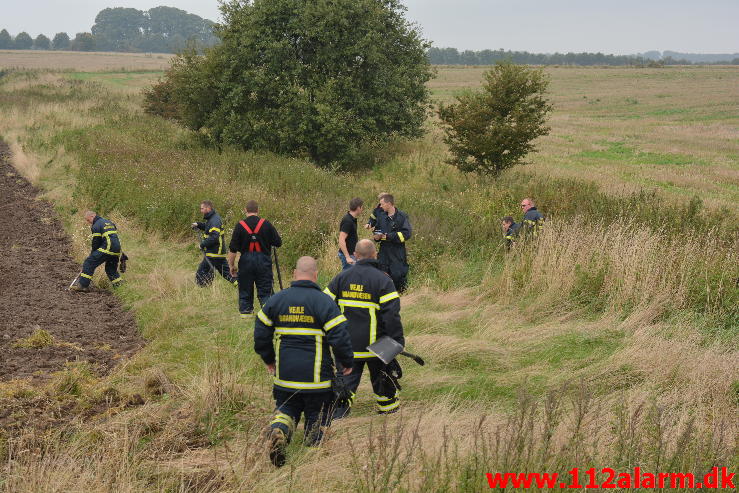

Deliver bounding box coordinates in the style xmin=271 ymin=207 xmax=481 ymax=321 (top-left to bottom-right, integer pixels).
xmin=2 ymin=0 xmax=737 ymax=54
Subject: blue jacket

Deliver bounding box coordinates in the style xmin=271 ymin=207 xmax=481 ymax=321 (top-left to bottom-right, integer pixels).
xmin=522 ymin=207 xmax=544 ymax=236
xmin=90 ymin=216 xmax=121 ymax=256
xmin=255 ymin=280 xmax=354 ymax=392
xmin=196 ymin=209 xmax=227 ymax=258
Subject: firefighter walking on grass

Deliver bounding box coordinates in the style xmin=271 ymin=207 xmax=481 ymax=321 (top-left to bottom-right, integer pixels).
xmin=254 ymin=256 xmax=354 ymax=467
xmin=191 ymin=200 xmax=237 ymax=286
xmin=227 ymin=200 xmax=282 ymax=317
xmin=70 ymin=210 xmax=124 ymax=292
xmin=324 ymin=239 xmax=405 ymax=417
xmin=373 ymin=194 xmax=412 ymax=293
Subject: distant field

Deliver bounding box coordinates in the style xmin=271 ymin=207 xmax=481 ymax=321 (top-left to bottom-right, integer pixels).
xmin=0 ymin=49 xmax=174 ymax=71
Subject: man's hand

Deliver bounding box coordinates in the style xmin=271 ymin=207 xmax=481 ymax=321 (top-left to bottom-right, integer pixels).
xmin=342 ymin=366 xmax=353 ymax=376
xmin=364 ymin=223 xmax=373 ymax=230
xmin=229 ymin=265 xmax=237 ymax=277
xmin=266 ymin=363 xmax=275 ymax=375
xmin=347 ymin=256 xmax=356 ymax=265
xmin=373 ymin=233 xmax=383 ymax=241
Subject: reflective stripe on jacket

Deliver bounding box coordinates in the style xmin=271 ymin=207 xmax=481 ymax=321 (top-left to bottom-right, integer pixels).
xmin=196 ymin=210 xmax=227 ymax=258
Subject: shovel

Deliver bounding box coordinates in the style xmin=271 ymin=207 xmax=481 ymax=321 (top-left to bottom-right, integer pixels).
xmin=367 ymin=336 xmax=425 ymax=366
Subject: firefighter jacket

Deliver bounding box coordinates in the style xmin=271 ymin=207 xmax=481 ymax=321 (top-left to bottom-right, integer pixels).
xmin=522 ymin=207 xmax=544 ymax=236
xmin=504 ymin=222 xmax=521 ymax=249
xmin=229 ymin=215 xmax=282 ymax=256
xmin=196 ymin=209 xmax=227 ymax=258
xmin=376 ymin=209 xmax=411 ymax=267
xmin=90 ymin=216 xmax=121 ymax=256
xmin=324 ymin=259 xmax=405 ymax=359
xmin=367 ymin=204 xmax=385 ymax=231
xmin=254 ymin=280 xmax=354 ymax=393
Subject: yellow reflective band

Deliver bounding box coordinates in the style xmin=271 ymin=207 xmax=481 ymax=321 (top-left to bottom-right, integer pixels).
xmin=354 ymin=351 xmax=377 ymax=359
xmin=339 ymin=299 xmax=379 ymax=310
xmin=275 ymin=327 xmax=323 ymax=336
xmin=374 ymin=394 xmax=392 ymax=402
xmin=324 ymin=314 xmax=346 ymax=331
xmin=377 ymin=400 xmax=400 ymax=412
xmin=257 ymin=310 xmax=273 ymax=326
xmin=397 ymin=232 xmax=405 ymax=242
xmin=379 ymin=292 xmax=399 ymax=304
xmin=273 ymin=378 xmax=331 ymax=390
xmin=97 ymin=248 xmax=122 ymax=256
xmin=79 ymin=273 xmax=93 ymax=280
xmin=91 ymin=233 xmax=102 ymax=237
xmin=270 ymin=413 xmax=295 ymax=430
xmin=275 ymin=335 xmax=281 ymax=379
xmin=111 ymin=278 xmax=123 ymax=283
xmin=370 ymin=213 xmax=376 ymax=219
xmin=369 ymin=306 xmax=377 ymax=346
xmin=505 ymin=235 xmax=513 ymax=240
xmin=314 ymin=332 xmax=322 ymax=382
xmin=323 ymin=287 xmax=336 ymax=300
xmin=208 ymin=227 xmax=223 ymax=233
xmin=205 ymin=253 xmax=227 ymax=258
xmin=102 ymin=230 xmax=118 ymax=237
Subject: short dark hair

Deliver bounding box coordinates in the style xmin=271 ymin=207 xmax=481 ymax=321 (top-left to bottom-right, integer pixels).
xmin=502 ymin=216 xmax=514 ymax=225
xmin=201 ymin=200 xmax=214 ymax=209
xmin=349 ymin=197 xmax=364 ymax=211
xmin=379 ymin=193 xmax=394 ymax=205
xmin=246 ymin=200 xmax=259 ymax=213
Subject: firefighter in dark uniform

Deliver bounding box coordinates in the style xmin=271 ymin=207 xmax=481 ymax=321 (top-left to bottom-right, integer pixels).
xmin=373 ymin=194 xmax=412 ymax=293
xmin=254 ymin=256 xmax=354 ymax=467
xmin=70 ymin=210 xmax=123 ymax=292
xmin=520 ymin=197 xmax=544 ymax=237
xmin=228 ymin=200 xmax=282 ymax=317
xmin=501 ymin=216 xmax=521 ymax=250
xmin=325 ymin=239 xmax=404 ymax=417
xmin=364 ymin=192 xmax=387 ymax=232
xmin=191 ymin=200 xmax=237 ymax=286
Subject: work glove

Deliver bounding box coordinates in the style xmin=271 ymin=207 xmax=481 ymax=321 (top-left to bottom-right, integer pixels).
xmin=119 ymin=253 xmax=129 ymax=273
xmin=191 ymin=222 xmax=199 ymax=230
xmin=332 ymin=372 xmax=354 ymax=408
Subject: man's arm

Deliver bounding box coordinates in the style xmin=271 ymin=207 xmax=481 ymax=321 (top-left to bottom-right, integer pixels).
xmin=323 ymin=304 xmax=353 ymax=371
xmin=384 ymin=213 xmax=411 ymax=244
xmin=338 ymin=231 xmax=355 ymax=263
xmin=90 ymin=221 xmax=103 ymax=252
xmin=228 ymin=225 xmax=241 ymax=276
xmin=269 ymin=222 xmax=282 ymax=248
xmin=254 ymin=303 xmax=277 ymax=372
xmin=201 ymin=226 xmax=221 ymax=249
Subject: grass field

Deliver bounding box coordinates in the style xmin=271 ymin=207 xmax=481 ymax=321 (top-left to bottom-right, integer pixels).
xmin=0 ymin=54 xmax=737 ymax=492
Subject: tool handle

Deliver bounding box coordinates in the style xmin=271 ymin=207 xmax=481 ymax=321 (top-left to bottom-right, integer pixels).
xmin=273 ymin=247 xmax=284 ymax=290
xmin=399 ymin=351 xmax=425 ymax=366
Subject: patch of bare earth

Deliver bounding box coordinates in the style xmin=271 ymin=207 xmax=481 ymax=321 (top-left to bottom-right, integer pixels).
xmin=0 ymin=140 xmax=143 ymax=430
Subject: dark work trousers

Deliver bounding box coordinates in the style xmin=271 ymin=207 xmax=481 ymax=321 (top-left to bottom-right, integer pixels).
xmin=380 ymin=262 xmax=409 ymax=293
xmin=238 ymin=251 xmax=273 ymax=313
xmin=78 ymin=251 xmax=121 ymax=288
xmin=195 ymin=257 xmax=237 ymax=287
xmin=270 ymin=389 xmax=334 ymax=446
xmin=333 ymin=358 xmax=400 ymax=418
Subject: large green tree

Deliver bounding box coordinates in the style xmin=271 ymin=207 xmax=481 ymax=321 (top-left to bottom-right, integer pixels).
xmin=71 ymin=33 xmax=96 ymax=52
xmin=0 ymin=29 xmax=12 ymax=49
xmin=34 ymin=34 xmax=51 ymax=50
xmin=438 ymin=62 xmax=552 ymax=176
xmin=52 ymin=32 xmax=70 ymax=50
xmin=92 ymin=7 xmax=147 ymax=51
xmin=147 ymin=0 xmax=433 ymax=167
xmin=14 ymin=32 xmax=33 ymax=50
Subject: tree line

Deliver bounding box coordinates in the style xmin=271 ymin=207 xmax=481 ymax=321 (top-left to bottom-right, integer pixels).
xmin=427 ymin=47 xmax=739 ymax=66
xmin=0 ymin=6 xmax=217 ymax=53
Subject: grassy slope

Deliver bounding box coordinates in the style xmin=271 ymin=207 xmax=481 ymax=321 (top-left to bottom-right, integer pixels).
xmin=0 ymin=66 xmax=737 ymax=492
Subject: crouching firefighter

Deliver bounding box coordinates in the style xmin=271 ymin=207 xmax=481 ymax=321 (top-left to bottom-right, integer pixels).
xmin=325 ymin=239 xmax=405 ymax=417
xmin=254 ymin=256 xmax=354 ymax=467
xmin=70 ymin=210 xmax=124 ymax=292
xmin=228 ymin=200 xmax=282 ymax=317
xmin=191 ymin=200 xmax=237 ymax=286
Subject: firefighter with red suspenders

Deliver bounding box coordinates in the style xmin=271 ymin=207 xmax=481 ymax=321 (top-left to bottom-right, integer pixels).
xmin=228 ymin=200 xmax=282 ymax=317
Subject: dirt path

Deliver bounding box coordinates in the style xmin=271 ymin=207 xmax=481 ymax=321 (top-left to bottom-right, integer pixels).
xmin=0 ymin=140 xmax=142 ymax=382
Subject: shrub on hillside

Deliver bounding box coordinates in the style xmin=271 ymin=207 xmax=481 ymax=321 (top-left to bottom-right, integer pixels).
xmin=144 ymin=0 xmax=433 ymax=168
xmin=438 ymin=62 xmax=553 ymax=176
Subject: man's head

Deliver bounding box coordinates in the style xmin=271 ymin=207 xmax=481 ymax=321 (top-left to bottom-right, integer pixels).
xmin=377 ymin=192 xmax=387 ymax=201
xmin=293 ymin=256 xmax=318 ymax=283
xmin=379 ymin=194 xmax=395 ymax=213
xmin=354 ymin=239 xmax=377 ymax=260
xmin=349 ymin=197 xmax=364 ymax=213
xmin=245 ymin=200 xmax=259 ymax=214
xmin=501 ymin=216 xmax=514 ymax=231
xmin=200 ymin=200 xmax=214 ymax=215
xmin=520 ymin=198 xmax=534 ymax=213
xmin=83 ymin=210 xmax=96 ymax=225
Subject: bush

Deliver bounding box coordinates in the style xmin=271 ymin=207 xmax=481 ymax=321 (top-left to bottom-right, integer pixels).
xmin=145 ymin=0 xmax=434 ymax=168
xmin=438 ymin=62 xmax=552 ymax=176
